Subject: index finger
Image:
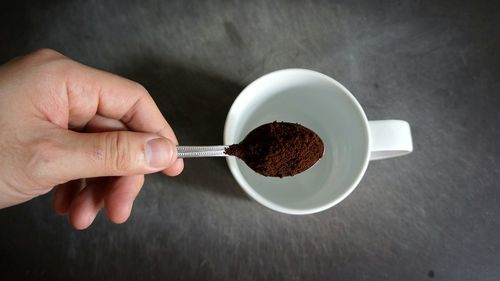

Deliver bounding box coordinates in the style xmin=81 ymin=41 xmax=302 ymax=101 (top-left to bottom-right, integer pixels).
xmin=64 ymin=60 xmax=184 ymax=175
xmin=65 ymin=62 xmax=177 ymax=141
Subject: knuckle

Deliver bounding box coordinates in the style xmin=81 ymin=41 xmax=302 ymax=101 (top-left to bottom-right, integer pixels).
xmin=41 ymin=58 xmax=73 ymax=76
xmin=21 ymin=49 xmax=73 ymax=79
xmin=29 ymin=48 xmax=71 ymax=67
xmin=133 ymin=82 xmax=148 ymax=95
xmin=11 ymin=49 xmax=72 ymax=83
xmin=30 ymin=48 xmax=63 ymax=59
xmin=104 ymin=132 xmax=133 ymax=173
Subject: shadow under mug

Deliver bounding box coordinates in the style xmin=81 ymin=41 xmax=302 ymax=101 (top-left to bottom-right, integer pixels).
xmin=224 ymin=69 xmax=413 ymax=214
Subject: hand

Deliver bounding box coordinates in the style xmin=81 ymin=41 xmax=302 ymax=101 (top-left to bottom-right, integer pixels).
xmin=0 ymin=49 xmax=183 ymax=229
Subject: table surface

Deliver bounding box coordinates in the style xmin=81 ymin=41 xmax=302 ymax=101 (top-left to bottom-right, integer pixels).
xmin=1 ymin=1 xmax=499 ymax=280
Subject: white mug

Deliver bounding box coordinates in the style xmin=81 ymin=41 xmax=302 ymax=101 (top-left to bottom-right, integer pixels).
xmin=224 ymin=69 xmax=413 ymax=214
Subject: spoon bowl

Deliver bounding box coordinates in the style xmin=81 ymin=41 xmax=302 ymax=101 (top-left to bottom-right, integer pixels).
xmin=177 ymin=122 xmax=324 ymax=178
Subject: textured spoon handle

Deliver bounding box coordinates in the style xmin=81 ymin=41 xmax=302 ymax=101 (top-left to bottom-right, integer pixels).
xmin=177 ymin=145 xmax=230 ymax=158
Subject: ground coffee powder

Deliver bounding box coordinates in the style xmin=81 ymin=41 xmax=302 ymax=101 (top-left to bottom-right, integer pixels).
xmin=225 ymin=121 xmax=324 ymax=177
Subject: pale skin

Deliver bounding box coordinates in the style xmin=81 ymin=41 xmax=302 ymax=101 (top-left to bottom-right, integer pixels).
xmin=0 ymin=49 xmax=183 ymax=229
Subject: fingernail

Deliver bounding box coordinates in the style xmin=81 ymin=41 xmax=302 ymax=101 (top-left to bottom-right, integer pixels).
xmin=145 ymin=138 xmax=176 ymax=168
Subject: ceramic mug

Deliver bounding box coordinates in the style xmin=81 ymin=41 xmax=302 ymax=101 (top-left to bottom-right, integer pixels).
xmin=224 ymin=69 xmax=413 ymax=214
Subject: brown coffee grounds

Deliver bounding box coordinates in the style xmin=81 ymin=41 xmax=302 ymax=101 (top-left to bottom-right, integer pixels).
xmin=225 ymin=121 xmax=324 ymax=177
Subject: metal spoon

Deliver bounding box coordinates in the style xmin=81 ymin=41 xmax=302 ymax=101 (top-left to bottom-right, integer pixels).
xmin=177 ymin=145 xmax=230 ymax=158
xmin=176 ymin=122 xmax=324 ymax=177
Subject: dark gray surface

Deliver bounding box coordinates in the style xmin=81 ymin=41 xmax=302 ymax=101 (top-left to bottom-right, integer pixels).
xmin=1 ymin=1 xmax=499 ymax=280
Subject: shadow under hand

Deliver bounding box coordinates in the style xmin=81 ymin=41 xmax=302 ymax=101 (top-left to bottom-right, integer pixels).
xmin=120 ymin=56 xmax=248 ymax=200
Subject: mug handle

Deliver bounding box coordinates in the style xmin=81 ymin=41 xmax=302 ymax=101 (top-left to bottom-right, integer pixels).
xmin=368 ymin=120 xmax=413 ymax=160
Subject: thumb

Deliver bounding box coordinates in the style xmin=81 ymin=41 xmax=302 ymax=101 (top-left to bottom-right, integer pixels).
xmin=47 ymin=130 xmax=177 ymax=182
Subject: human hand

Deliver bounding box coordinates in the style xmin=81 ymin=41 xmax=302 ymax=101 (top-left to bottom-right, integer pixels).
xmin=0 ymin=49 xmax=183 ymax=229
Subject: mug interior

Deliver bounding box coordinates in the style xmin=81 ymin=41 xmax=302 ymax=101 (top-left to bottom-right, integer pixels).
xmin=224 ymin=69 xmax=370 ymax=214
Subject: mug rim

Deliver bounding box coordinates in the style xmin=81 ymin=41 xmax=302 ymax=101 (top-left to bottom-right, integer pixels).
xmin=223 ymin=68 xmax=371 ymax=214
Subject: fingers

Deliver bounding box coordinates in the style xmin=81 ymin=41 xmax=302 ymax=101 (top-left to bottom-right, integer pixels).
xmin=104 ymin=175 xmax=144 ymax=224
xmin=15 ymin=49 xmax=179 ymax=149
xmin=42 ymin=130 xmax=177 ymax=184
xmin=57 ymin=115 xmax=150 ymax=229
xmin=65 ymin=175 xmax=144 ymax=229
xmin=163 ymin=159 xmax=184 ymax=176
xmin=73 ymin=116 xmax=142 ymax=227
xmin=63 ymin=59 xmax=184 ymax=175
xmin=53 ymin=180 xmax=83 ymax=214
xmin=69 ymin=182 xmax=105 ymax=230
xmin=84 ymin=114 xmax=128 ymax=132
xmin=85 ymin=114 xmax=184 ymax=177
xmin=64 ymin=62 xmax=176 ymax=136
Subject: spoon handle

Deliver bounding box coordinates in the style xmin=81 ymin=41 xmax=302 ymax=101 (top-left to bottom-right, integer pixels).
xmin=177 ymin=145 xmax=230 ymax=158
